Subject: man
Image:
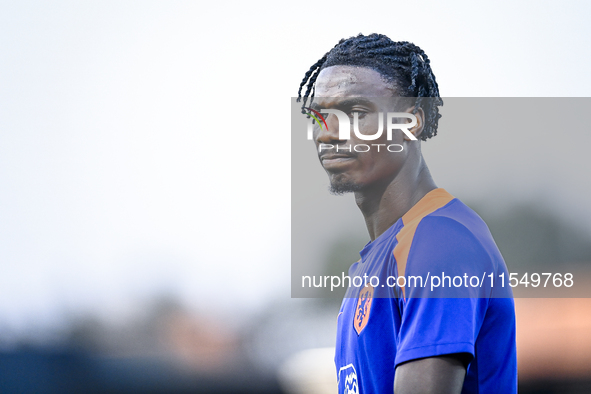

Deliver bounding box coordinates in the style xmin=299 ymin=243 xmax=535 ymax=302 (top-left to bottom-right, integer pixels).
xmin=297 ymin=34 xmax=517 ymax=393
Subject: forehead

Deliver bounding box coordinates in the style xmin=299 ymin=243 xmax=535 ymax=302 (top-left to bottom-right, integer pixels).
xmin=314 ymin=65 xmax=395 ymax=99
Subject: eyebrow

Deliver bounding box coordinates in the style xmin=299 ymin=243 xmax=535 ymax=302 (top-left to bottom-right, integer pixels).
xmin=310 ymin=97 xmax=377 ymax=111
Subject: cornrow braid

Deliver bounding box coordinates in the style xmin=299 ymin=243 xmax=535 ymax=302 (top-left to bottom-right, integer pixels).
xmin=297 ymin=33 xmax=443 ymax=140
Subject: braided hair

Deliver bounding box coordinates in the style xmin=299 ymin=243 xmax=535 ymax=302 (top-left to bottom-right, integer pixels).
xmin=297 ymin=33 xmax=443 ymax=140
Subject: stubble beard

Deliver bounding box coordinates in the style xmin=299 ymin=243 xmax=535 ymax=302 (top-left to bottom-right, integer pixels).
xmin=328 ymin=174 xmax=363 ymax=195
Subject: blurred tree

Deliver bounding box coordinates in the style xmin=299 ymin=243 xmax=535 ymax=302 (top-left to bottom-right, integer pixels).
xmin=320 ymin=235 xmax=369 ymax=304
xmin=469 ymin=204 xmax=591 ymax=271
xmin=319 ymin=203 xmax=591 ymax=293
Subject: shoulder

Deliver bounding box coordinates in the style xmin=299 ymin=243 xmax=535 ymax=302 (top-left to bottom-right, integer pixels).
xmin=416 ymin=210 xmax=488 ymax=255
xmin=415 ymin=217 xmax=491 ymax=273
xmin=395 ymin=199 xmax=497 ymax=277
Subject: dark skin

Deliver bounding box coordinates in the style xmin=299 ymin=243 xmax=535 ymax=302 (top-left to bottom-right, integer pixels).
xmin=312 ymin=65 xmax=467 ymax=393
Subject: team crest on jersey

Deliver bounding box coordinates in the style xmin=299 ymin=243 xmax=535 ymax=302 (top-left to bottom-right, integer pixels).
xmin=353 ymin=284 xmax=374 ymax=335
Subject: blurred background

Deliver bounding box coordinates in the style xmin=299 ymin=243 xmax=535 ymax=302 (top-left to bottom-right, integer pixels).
xmin=1 ymin=1 xmax=591 ymax=393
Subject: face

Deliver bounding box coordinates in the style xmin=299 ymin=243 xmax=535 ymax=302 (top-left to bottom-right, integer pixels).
xmin=311 ymin=65 xmax=421 ymax=194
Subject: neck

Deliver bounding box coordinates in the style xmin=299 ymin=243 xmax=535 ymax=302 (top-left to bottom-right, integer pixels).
xmin=354 ymin=155 xmax=437 ymax=241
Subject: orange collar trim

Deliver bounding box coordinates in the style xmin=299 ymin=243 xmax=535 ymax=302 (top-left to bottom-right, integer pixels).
xmin=401 ymin=188 xmax=455 ymax=226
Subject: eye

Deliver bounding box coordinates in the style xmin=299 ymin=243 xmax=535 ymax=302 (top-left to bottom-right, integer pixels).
xmin=349 ymin=110 xmax=367 ymax=119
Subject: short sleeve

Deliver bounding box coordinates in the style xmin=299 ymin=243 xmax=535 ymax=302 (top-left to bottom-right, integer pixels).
xmin=394 ymin=216 xmax=492 ymax=366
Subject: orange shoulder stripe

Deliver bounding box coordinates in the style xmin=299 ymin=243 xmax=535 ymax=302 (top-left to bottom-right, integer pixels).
xmin=393 ymin=188 xmax=455 ymax=298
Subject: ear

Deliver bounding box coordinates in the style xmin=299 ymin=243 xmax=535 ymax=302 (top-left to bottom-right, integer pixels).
xmin=403 ymin=107 xmax=425 ymax=141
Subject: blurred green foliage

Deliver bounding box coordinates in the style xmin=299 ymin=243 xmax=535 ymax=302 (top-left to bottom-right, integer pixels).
xmin=320 ymin=203 xmax=591 ymax=298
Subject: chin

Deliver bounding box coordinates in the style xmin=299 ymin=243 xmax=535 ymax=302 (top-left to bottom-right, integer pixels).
xmin=329 ymin=177 xmax=364 ymax=195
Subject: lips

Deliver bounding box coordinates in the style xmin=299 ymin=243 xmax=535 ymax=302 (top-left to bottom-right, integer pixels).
xmin=320 ymin=152 xmax=356 ymax=170
xmin=321 ymin=153 xmax=356 ymax=161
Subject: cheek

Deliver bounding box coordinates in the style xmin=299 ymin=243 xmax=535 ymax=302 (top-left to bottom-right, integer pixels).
xmin=355 ymin=114 xmax=407 ymax=144
xmin=356 ymin=116 xmax=383 ymax=138
xmin=365 ymin=151 xmax=405 ymax=176
xmin=355 ymin=151 xmax=385 ymax=170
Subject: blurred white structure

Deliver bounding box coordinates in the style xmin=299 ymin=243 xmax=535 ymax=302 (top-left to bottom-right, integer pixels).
xmin=278 ymin=347 xmax=337 ymax=394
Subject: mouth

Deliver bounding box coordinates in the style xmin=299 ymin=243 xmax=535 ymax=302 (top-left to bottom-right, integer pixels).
xmin=320 ymin=153 xmax=356 ymax=170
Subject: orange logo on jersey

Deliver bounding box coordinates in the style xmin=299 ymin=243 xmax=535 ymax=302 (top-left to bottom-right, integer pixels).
xmin=354 ymin=284 xmax=374 ymax=335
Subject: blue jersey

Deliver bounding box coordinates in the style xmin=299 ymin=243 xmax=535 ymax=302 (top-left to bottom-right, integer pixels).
xmin=335 ymin=188 xmax=517 ymax=394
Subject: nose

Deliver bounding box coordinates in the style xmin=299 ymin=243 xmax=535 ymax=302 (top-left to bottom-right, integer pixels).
xmin=316 ymin=113 xmax=344 ymax=144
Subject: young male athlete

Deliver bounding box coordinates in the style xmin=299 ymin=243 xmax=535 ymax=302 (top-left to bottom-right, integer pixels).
xmin=297 ymin=34 xmax=517 ymax=393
